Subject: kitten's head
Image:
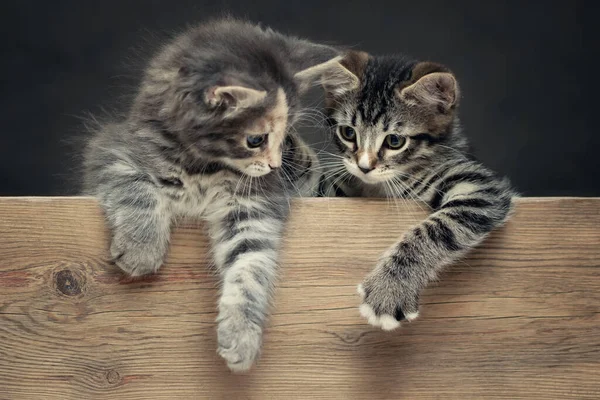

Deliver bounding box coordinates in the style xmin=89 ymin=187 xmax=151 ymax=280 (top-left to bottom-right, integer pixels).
xmin=135 ymin=65 xmax=300 ymax=178
xmin=130 ymin=20 xmax=339 ymax=178
xmin=301 ymin=51 xmax=462 ymax=184
xmin=198 ymin=83 xmax=291 ymax=178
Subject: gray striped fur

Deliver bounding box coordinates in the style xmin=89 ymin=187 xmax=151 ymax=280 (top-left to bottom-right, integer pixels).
xmin=316 ymin=52 xmax=516 ymax=330
xmin=83 ymin=19 xmax=336 ymax=371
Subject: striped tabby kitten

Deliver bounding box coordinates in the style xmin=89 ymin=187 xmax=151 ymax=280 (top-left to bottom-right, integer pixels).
xmin=83 ymin=19 xmax=336 ymax=371
xmin=302 ymin=51 xmax=515 ymax=330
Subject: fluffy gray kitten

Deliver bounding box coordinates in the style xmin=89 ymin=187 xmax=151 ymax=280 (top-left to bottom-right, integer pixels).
xmin=83 ymin=19 xmax=337 ymax=371
xmin=302 ymin=51 xmax=515 ymax=330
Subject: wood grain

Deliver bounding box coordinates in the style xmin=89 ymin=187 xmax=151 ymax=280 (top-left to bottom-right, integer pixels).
xmin=0 ymin=197 xmax=599 ymax=399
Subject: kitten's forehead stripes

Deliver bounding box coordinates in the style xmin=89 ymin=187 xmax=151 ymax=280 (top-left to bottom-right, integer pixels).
xmin=356 ymin=56 xmax=417 ymax=127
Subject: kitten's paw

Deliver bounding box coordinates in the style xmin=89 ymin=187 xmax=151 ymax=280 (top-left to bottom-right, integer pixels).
xmin=217 ymin=307 xmax=263 ymax=373
xmin=110 ymin=235 xmax=166 ymax=277
xmin=357 ymin=269 xmax=420 ymax=331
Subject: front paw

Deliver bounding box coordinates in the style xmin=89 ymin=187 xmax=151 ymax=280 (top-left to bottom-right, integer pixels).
xmin=216 ymin=305 xmax=263 ymax=373
xmin=357 ymin=265 xmax=421 ymax=331
xmin=110 ymin=234 xmax=166 ymax=277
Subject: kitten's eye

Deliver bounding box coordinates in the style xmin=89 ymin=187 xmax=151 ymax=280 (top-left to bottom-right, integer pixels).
xmin=385 ymin=134 xmax=406 ymax=150
xmin=339 ymin=126 xmax=356 ymax=141
xmin=247 ymin=134 xmax=267 ymax=148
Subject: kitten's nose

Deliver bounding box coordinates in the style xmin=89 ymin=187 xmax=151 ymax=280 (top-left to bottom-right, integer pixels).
xmin=357 ymin=151 xmax=376 ymax=174
xmin=358 ymin=165 xmax=374 ymax=174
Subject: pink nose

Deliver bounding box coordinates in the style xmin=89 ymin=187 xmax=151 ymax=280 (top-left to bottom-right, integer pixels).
xmin=357 ymin=152 xmax=376 ymax=173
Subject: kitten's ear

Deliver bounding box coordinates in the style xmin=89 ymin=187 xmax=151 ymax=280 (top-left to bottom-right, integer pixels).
xmin=294 ymin=51 xmax=368 ymax=96
xmin=397 ymin=68 xmax=459 ymax=112
xmin=205 ymin=85 xmax=267 ymax=112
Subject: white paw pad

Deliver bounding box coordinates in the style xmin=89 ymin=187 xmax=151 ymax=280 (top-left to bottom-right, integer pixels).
xmin=404 ymin=311 xmax=419 ymax=321
xmin=357 ymin=284 xmax=419 ymax=331
xmin=218 ymin=347 xmax=255 ymax=373
xmin=359 ymin=303 xmax=401 ymax=331
xmin=217 ymin=315 xmax=262 ymax=373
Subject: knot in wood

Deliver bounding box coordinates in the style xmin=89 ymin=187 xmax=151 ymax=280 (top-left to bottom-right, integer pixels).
xmin=55 ymin=269 xmax=83 ymax=296
xmin=106 ymin=369 xmax=121 ymax=385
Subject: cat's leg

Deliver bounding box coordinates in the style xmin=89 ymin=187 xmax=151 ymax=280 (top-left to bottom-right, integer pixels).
xmin=205 ymin=197 xmax=288 ymax=372
xmin=358 ymin=164 xmax=514 ymax=330
xmin=93 ymin=162 xmax=172 ymax=277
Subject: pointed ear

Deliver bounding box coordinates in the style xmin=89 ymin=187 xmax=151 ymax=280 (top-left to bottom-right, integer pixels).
xmin=294 ymin=51 xmax=368 ymax=96
xmin=205 ymin=85 xmax=267 ymax=112
xmin=397 ymin=71 xmax=459 ymax=112
xmin=294 ymin=56 xmax=359 ymax=96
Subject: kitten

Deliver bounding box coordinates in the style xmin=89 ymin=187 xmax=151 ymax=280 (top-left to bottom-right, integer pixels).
xmin=83 ymin=18 xmax=337 ymax=371
xmin=301 ymin=52 xmax=515 ymax=330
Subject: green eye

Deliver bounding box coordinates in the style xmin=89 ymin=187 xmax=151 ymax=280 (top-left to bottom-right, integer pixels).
xmin=247 ymin=134 xmax=267 ymax=148
xmin=385 ymin=134 xmax=406 ymax=149
xmin=339 ymin=126 xmax=356 ymax=141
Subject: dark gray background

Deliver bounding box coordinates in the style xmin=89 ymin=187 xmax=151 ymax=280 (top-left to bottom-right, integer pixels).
xmin=1 ymin=0 xmax=597 ymax=196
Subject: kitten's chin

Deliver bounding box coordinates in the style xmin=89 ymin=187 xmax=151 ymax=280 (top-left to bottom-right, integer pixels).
xmin=243 ymin=166 xmax=272 ymax=178
xmin=354 ymin=173 xmax=390 ymax=185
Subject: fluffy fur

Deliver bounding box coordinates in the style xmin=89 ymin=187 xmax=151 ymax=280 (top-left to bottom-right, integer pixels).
xmin=83 ymin=18 xmax=337 ymax=371
xmin=310 ymin=51 xmax=516 ymax=329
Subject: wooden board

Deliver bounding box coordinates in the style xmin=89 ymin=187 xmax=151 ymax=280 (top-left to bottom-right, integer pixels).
xmin=0 ymin=197 xmax=599 ymax=399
